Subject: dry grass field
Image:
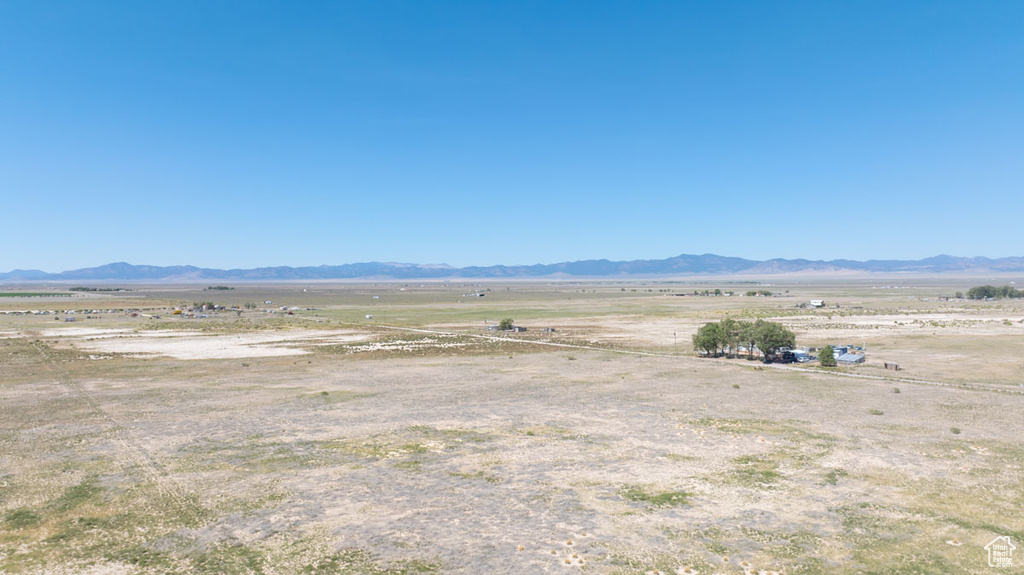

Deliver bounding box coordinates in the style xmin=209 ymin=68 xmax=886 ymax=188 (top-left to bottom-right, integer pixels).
xmin=1 ymin=277 xmax=1022 ymax=574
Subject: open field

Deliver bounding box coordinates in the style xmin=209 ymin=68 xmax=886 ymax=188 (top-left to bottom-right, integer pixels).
xmin=1 ymin=277 xmax=1023 ymax=573
xmin=0 ymin=294 xmax=74 ymax=298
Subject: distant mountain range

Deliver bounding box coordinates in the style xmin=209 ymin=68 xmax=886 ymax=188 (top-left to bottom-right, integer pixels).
xmin=3 ymin=254 xmax=1024 ymax=282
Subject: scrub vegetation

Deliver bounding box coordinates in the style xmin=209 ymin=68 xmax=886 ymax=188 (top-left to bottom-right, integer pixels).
xmin=1 ymin=278 xmax=1022 ymax=573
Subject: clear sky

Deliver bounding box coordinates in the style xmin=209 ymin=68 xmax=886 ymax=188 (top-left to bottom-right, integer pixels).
xmin=2 ymin=1 xmax=1022 ymax=271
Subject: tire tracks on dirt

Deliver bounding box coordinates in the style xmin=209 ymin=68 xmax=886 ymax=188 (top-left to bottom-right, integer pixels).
xmin=30 ymin=341 xmax=198 ymax=516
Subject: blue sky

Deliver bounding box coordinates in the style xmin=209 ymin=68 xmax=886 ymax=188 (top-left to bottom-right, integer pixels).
xmin=2 ymin=1 xmax=1022 ymax=271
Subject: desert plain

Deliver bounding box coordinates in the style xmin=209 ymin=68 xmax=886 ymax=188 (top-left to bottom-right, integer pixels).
xmin=1 ymin=276 xmax=1023 ymax=574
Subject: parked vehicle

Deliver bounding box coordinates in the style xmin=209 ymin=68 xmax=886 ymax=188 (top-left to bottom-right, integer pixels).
xmin=773 ymin=351 xmax=796 ymax=364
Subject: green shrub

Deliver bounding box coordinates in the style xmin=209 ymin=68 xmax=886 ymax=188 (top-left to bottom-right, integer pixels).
xmin=619 ymin=485 xmax=689 ymax=507
xmin=819 ymin=345 xmax=836 ymax=367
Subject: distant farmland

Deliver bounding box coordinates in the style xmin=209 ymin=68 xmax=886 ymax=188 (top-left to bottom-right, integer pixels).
xmin=0 ymin=292 xmax=72 ymax=297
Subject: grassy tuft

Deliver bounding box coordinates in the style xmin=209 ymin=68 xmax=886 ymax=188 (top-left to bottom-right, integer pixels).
xmin=619 ymin=484 xmax=689 ymax=508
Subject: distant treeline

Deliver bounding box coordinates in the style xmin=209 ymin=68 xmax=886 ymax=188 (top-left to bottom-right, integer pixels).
xmin=69 ymin=287 xmax=133 ymax=292
xmin=204 ymin=286 xmax=234 ymax=291
xmin=966 ymin=285 xmax=1023 ymax=300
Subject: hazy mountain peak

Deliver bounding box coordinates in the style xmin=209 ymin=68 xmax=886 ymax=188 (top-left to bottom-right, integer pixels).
xmin=3 ymin=254 xmax=1023 ymax=282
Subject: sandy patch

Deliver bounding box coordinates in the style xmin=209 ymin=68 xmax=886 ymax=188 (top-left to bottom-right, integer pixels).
xmin=67 ymin=329 xmax=372 ymax=360
xmin=551 ymin=316 xmax=706 ymax=346
xmin=40 ymin=327 xmax=135 ymax=338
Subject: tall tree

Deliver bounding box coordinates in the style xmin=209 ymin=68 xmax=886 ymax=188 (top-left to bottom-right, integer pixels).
xmin=692 ymin=322 xmax=723 ymax=356
xmin=719 ymin=318 xmax=743 ymax=358
xmin=751 ymin=320 xmax=796 ymax=363
xmin=966 ymin=285 xmax=1022 ymax=300
xmin=738 ymin=320 xmax=757 ymax=359
xmin=967 ymin=285 xmax=997 ymax=299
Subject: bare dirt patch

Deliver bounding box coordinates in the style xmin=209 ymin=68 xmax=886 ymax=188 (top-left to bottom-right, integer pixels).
xmin=47 ymin=328 xmax=373 ymax=360
xmin=2 ymin=343 xmax=1021 ymax=574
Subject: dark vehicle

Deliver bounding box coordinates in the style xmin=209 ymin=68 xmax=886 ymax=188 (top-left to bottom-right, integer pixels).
xmin=772 ymin=351 xmax=796 ymax=364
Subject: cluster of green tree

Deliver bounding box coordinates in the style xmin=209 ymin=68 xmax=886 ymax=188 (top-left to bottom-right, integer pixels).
xmin=694 ymin=289 xmax=726 ymax=296
xmin=204 ymin=285 xmax=234 ymax=291
xmin=819 ymin=345 xmax=837 ymax=367
xmin=69 ymin=287 xmax=132 ymax=292
xmin=192 ymin=301 xmax=217 ymax=310
xmin=965 ymin=285 xmax=1023 ymax=300
xmin=691 ymin=319 xmax=795 ymax=363
xmin=744 ymin=290 xmax=772 ymax=296
xmin=243 ymin=302 xmax=259 ymax=309
xmin=498 ymin=318 xmax=514 ymax=330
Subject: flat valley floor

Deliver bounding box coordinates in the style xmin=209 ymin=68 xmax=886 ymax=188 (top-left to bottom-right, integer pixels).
xmin=1 ymin=278 xmax=1022 ymax=574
